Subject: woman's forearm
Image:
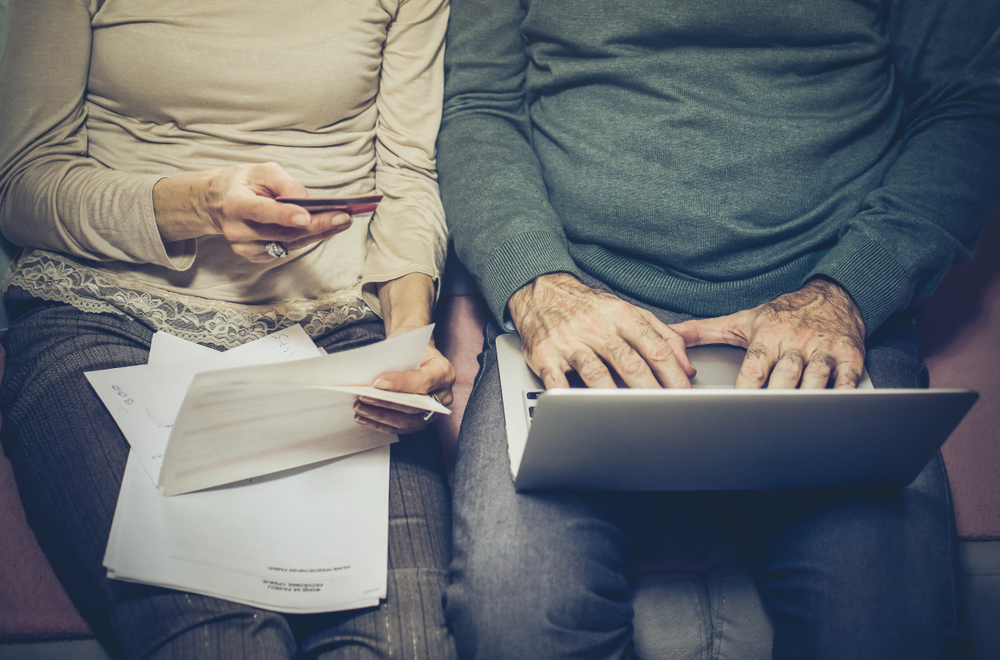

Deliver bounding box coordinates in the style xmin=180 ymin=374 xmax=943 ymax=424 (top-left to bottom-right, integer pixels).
xmin=376 ymin=272 xmax=436 ymax=338
xmin=152 ymin=171 xmax=217 ymax=243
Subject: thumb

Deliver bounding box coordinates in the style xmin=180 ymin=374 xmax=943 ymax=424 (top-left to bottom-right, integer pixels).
xmin=669 ymin=315 xmax=738 ymax=347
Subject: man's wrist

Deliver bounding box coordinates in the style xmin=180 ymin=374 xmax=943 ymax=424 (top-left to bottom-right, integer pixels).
xmin=507 ymin=272 xmax=580 ymax=329
xmin=803 ymin=276 xmax=866 ymax=337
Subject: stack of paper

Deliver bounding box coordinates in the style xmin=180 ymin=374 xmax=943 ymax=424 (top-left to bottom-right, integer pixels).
xmin=88 ymin=325 xmax=446 ymax=613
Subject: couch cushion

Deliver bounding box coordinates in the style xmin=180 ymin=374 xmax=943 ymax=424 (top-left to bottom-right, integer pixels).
xmin=0 ymin=346 xmax=91 ymax=638
xmin=922 ymin=208 xmax=1000 ymax=540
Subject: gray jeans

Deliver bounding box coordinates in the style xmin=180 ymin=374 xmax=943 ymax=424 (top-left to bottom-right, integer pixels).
xmin=444 ymin=275 xmax=963 ymax=660
xmin=0 ymin=302 xmax=457 ymax=660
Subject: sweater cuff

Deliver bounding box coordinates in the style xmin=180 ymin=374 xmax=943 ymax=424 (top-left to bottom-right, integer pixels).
xmin=478 ymin=230 xmax=581 ymax=325
xmin=807 ymin=229 xmax=913 ymax=337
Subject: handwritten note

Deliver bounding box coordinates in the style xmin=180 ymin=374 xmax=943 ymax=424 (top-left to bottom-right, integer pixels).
xmin=86 ymin=325 xmax=324 ymax=484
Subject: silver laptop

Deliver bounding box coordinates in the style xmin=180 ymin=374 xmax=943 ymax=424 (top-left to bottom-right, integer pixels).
xmin=496 ymin=333 xmax=977 ymax=491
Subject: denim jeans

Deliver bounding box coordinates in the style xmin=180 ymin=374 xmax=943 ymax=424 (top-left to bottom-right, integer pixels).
xmin=444 ymin=281 xmax=962 ymax=660
xmin=0 ymin=302 xmax=457 ymax=660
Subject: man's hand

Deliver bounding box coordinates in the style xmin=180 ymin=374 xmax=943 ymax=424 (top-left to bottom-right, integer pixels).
xmin=508 ymin=273 xmax=695 ymax=389
xmin=669 ymin=278 xmax=866 ymax=389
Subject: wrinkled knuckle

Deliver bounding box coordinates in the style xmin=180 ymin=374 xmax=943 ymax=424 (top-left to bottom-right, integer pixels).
xmin=616 ymin=354 xmax=647 ymax=378
xmin=220 ymin=222 xmax=243 ymax=243
xmin=738 ymin=362 xmax=768 ymax=383
xmin=570 ymin=352 xmax=606 ymax=382
xmin=811 ymin=352 xmax=838 ymax=373
xmin=803 ymin=360 xmax=833 ymax=379
xmin=540 ymin=369 xmax=565 ymax=389
xmin=772 ymin=361 xmax=800 ymax=379
xmin=781 ymin=349 xmax=806 ymax=368
xmin=576 ymin=362 xmax=608 ymax=383
xmin=839 ymin=368 xmax=863 ymax=388
xmin=643 ymin=341 xmax=676 ymax=365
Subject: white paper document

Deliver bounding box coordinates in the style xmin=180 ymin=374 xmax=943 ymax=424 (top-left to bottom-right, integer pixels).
xmin=86 ymin=325 xmax=447 ymax=495
xmin=158 ymin=324 xmax=447 ymax=496
xmin=105 ymin=447 xmax=390 ymax=613
xmin=93 ymin=325 xmax=443 ymax=613
xmin=84 ymin=324 xmax=327 ymax=484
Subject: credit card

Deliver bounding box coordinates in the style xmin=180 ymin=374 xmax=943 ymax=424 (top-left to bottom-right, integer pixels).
xmin=276 ymin=195 xmax=382 ymax=215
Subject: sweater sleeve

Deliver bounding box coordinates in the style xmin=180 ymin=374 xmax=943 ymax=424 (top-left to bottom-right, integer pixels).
xmin=0 ymin=0 xmax=195 ymax=269
xmin=361 ymin=0 xmax=451 ymax=310
xmin=437 ymin=0 xmax=582 ymax=324
xmin=809 ymin=0 xmax=1000 ymax=335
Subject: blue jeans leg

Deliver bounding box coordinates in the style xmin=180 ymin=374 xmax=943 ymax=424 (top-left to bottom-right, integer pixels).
xmin=445 ymin=321 xmax=665 ymax=660
xmin=705 ymin=310 xmax=962 ymax=660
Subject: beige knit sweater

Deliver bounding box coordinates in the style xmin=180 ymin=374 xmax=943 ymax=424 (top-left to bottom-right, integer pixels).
xmin=0 ymin=0 xmax=448 ymax=346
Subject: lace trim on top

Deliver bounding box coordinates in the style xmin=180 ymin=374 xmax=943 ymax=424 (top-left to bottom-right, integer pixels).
xmin=1 ymin=250 xmax=376 ymax=349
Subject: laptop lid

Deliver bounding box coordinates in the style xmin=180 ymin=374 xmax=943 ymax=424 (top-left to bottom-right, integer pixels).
xmin=496 ymin=333 xmax=977 ymax=492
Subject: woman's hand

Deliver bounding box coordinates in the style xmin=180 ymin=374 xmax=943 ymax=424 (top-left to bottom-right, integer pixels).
xmin=153 ymin=162 xmax=353 ymax=262
xmin=353 ymin=343 xmax=456 ymax=434
xmin=353 ymin=272 xmax=455 ymax=434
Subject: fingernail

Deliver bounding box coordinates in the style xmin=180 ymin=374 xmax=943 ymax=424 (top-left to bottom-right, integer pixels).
xmin=292 ymin=213 xmax=311 ymax=227
xmin=373 ymin=379 xmax=390 ymax=390
xmin=355 ymin=414 xmax=371 ymax=426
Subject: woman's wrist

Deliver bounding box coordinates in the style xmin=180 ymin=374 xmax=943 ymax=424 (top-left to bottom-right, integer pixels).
xmin=377 ymin=272 xmax=435 ymax=339
xmin=152 ymin=171 xmax=219 ymax=243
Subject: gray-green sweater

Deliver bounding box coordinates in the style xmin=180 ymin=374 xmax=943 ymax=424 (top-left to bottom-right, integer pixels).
xmin=437 ymin=0 xmax=1000 ymax=335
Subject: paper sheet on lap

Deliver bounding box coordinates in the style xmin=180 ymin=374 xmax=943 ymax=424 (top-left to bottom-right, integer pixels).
xmin=89 ymin=324 xmax=443 ymax=613
xmin=86 ymin=324 xmax=447 ymax=494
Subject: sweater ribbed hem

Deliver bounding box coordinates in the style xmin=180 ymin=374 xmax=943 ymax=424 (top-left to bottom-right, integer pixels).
xmin=808 ymin=229 xmax=912 ymax=337
xmin=480 ymin=230 xmax=581 ymax=323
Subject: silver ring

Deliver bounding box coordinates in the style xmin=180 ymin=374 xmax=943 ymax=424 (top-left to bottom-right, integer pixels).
xmin=422 ymin=393 xmax=442 ymax=422
xmin=265 ymin=241 xmax=288 ymax=258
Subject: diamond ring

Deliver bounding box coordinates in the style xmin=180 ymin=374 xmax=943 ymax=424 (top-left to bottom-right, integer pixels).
xmin=422 ymin=393 xmax=443 ymax=422
xmin=265 ymin=242 xmax=288 ymax=258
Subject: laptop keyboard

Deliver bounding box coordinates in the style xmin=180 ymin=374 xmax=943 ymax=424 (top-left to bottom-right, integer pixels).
xmin=522 ymin=380 xmax=734 ymax=426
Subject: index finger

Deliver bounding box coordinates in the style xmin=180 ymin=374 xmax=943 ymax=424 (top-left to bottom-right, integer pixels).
xmin=229 ymin=189 xmax=314 ymax=229
xmin=617 ymin=320 xmax=692 ymax=389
